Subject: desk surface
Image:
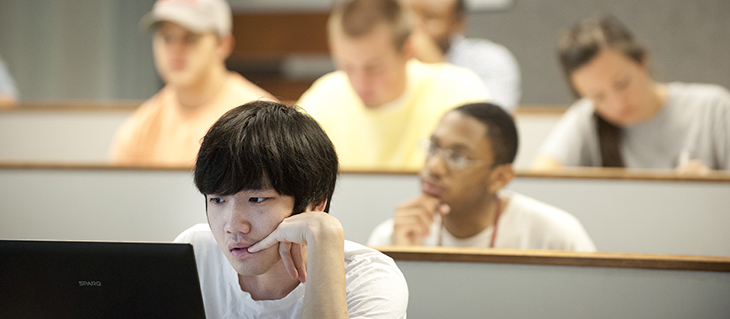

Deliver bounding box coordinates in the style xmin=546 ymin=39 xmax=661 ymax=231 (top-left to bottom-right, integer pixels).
xmin=377 ymin=246 xmax=730 ymax=272
xmin=0 ymin=100 xmax=141 ymax=112
xmin=3 ymin=162 xmax=729 ymax=183
xmin=1 ymin=101 xmax=568 ymax=113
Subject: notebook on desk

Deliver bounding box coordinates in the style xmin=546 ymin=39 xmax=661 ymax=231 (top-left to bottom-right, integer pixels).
xmin=0 ymin=240 xmax=206 ymax=319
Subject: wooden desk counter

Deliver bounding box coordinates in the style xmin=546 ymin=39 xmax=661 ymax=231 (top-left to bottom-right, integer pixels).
xmin=377 ymin=246 xmax=730 ymax=272
xmin=0 ymin=100 xmax=141 ymax=112
xmin=373 ymin=246 xmax=730 ymax=318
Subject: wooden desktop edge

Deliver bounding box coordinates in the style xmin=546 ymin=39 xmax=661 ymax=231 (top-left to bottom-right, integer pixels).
xmin=1 ymin=101 xmax=567 ymax=115
xmin=373 ymin=246 xmax=730 ymax=273
xmin=0 ymin=161 xmax=193 ymax=172
xmin=0 ymin=100 xmax=143 ymax=112
xmin=516 ymin=167 xmax=730 ymax=182
xmin=342 ymin=167 xmax=730 ymax=182
xmin=1 ymin=161 xmax=729 ymax=182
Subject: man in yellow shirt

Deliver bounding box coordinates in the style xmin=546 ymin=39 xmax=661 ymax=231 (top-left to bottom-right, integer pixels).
xmin=110 ymin=0 xmax=274 ymax=166
xmin=297 ymin=0 xmax=488 ymax=171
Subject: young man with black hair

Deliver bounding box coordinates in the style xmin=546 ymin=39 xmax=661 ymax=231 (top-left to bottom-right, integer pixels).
xmin=175 ymin=101 xmax=408 ymax=318
xmin=368 ymin=102 xmax=596 ymax=251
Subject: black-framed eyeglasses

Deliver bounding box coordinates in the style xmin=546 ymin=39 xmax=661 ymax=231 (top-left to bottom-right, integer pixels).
xmin=420 ymin=139 xmax=483 ymax=170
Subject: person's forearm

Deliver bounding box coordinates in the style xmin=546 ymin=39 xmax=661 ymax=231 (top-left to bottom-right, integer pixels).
xmin=531 ymin=155 xmax=565 ymax=170
xmin=302 ymin=217 xmax=348 ymax=319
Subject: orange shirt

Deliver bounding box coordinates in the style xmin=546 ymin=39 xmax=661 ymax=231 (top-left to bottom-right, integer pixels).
xmin=110 ymin=72 xmax=273 ymax=166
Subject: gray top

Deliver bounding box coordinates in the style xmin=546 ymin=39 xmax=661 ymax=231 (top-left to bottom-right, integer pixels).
xmin=539 ymin=82 xmax=730 ymax=170
xmin=446 ymin=35 xmax=521 ymax=111
xmin=0 ymin=54 xmax=18 ymax=98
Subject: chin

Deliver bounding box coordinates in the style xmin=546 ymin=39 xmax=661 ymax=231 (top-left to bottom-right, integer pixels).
xmin=239 ymin=248 xmax=283 ymax=275
xmin=233 ymin=264 xmax=267 ymax=277
xmin=169 ymin=77 xmax=198 ymax=89
xmin=599 ymin=113 xmax=631 ymax=127
xmin=230 ymin=256 xmax=278 ymax=277
xmin=360 ymin=98 xmax=378 ymax=108
xmin=615 ymin=116 xmax=641 ymax=127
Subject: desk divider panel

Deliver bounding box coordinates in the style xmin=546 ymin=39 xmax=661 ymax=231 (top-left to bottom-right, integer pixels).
xmin=0 ymin=164 xmax=728 ymax=257
xmin=0 ymin=103 xmax=136 ymax=162
xmin=377 ymin=247 xmax=730 ymax=318
xmin=0 ymin=103 xmax=562 ymax=168
xmin=0 ymin=164 xmax=204 ymax=242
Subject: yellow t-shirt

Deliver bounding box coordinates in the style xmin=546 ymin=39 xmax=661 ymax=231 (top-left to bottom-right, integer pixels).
xmin=297 ymin=60 xmax=489 ymax=171
xmin=109 ymin=72 xmax=273 ymax=166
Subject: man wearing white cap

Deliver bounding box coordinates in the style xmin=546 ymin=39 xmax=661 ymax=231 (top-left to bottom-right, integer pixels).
xmin=110 ymin=0 xmax=274 ymax=166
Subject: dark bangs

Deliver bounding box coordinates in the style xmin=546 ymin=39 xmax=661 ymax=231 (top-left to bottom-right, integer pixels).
xmin=194 ymin=101 xmax=338 ymax=214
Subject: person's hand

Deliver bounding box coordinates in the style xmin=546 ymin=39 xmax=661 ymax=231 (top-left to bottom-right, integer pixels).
xmin=677 ymin=151 xmax=711 ymax=176
xmin=410 ymin=28 xmax=446 ymax=63
xmin=248 ymin=211 xmax=344 ymax=283
xmin=393 ymin=195 xmax=450 ymax=246
xmin=676 ymin=159 xmax=711 ymax=176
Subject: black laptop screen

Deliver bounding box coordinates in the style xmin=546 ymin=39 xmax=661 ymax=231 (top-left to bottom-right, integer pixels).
xmin=0 ymin=240 xmax=206 ymax=319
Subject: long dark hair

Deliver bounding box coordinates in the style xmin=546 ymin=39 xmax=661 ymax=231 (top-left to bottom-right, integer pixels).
xmin=557 ymin=15 xmax=645 ymax=167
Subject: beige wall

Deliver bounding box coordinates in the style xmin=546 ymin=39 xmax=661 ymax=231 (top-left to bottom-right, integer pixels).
xmin=2 ymin=168 xmax=729 ymax=257
xmin=0 ymin=108 xmax=556 ymax=168
xmin=0 ymin=0 xmax=727 ymax=103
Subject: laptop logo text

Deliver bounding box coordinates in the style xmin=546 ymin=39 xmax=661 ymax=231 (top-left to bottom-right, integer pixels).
xmin=79 ymin=281 xmax=102 ymax=287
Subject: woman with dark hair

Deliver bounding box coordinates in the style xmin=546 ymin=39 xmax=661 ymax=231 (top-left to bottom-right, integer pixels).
xmin=532 ymin=15 xmax=730 ymax=173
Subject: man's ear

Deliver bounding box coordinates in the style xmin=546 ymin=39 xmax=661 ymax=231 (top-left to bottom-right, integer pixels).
xmin=218 ymin=34 xmax=235 ymax=60
xmin=487 ymin=164 xmax=515 ymax=194
xmin=451 ymin=14 xmax=466 ymax=35
xmin=307 ymin=198 xmax=329 ymax=212
xmin=639 ymin=53 xmax=650 ymax=71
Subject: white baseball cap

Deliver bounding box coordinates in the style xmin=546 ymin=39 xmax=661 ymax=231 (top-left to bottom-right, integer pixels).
xmin=140 ymin=0 xmax=232 ymax=36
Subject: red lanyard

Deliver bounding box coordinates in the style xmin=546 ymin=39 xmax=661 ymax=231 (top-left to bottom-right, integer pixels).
xmin=488 ymin=198 xmax=502 ymax=248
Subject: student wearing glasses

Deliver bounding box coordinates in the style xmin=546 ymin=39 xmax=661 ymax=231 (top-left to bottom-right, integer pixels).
xmin=368 ymin=102 xmax=596 ymax=251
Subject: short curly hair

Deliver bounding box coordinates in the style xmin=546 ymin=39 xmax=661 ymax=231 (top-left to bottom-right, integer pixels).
xmin=328 ymin=0 xmax=412 ymax=50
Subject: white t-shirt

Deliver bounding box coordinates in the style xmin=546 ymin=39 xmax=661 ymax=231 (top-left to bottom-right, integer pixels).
xmin=367 ymin=191 xmax=596 ymax=252
xmin=538 ymin=82 xmax=730 ymax=169
xmin=175 ymin=224 xmax=408 ymax=319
